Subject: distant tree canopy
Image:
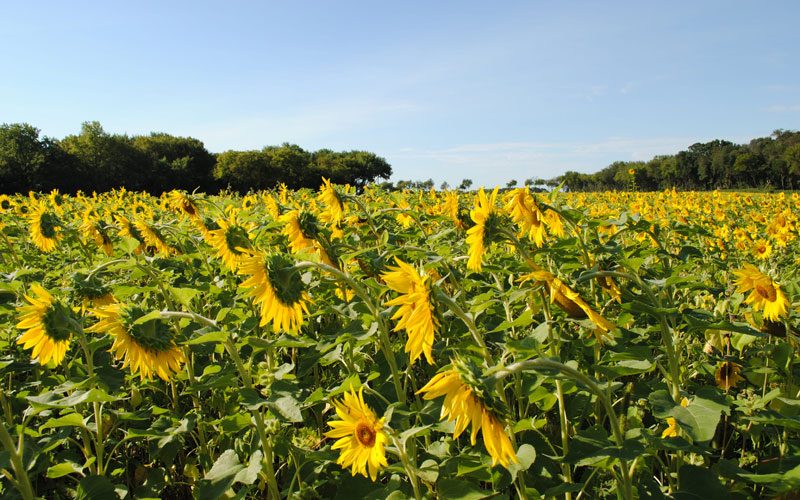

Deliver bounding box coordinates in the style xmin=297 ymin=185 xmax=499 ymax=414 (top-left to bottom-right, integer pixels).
xmin=0 ymin=121 xmax=392 ymax=194
xmin=555 ymin=130 xmax=800 ymax=191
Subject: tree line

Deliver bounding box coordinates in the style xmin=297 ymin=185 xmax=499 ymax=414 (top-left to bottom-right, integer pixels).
xmin=556 ymin=130 xmax=800 ymax=191
xmin=0 ymin=121 xmax=392 ymax=194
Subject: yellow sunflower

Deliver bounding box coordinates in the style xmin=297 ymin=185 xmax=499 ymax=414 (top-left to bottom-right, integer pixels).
xmin=715 ymin=361 xmax=743 ymax=391
xmin=80 ymin=216 xmax=114 ymax=256
xmin=115 ymin=215 xmax=147 ymax=254
xmin=0 ymin=194 xmax=14 ymax=213
xmin=317 ymin=177 xmax=345 ymax=226
xmin=504 ymin=187 xmax=546 ymax=247
xmin=381 ymin=258 xmax=438 ymax=365
xmin=524 ymin=270 xmax=615 ymax=344
xmin=167 ymin=190 xmax=200 ymax=219
xmin=466 ymin=187 xmax=500 ymax=271
xmin=417 ymin=366 xmax=518 ymax=468
xmin=752 ymin=239 xmax=772 ymax=260
xmin=16 ymin=284 xmax=73 ymax=366
xmin=324 ymin=388 xmax=388 ymax=481
xmin=87 ymin=303 xmax=185 ymax=381
xmin=280 ymin=210 xmax=336 ymax=266
xmin=133 ymin=218 xmax=176 ymax=256
xmin=239 ymin=253 xmax=310 ymax=335
xmin=733 ymin=264 xmax=788 ymax=322
xmin=207 ymin=217 xmax=252 ymax=271
xmin=28 ymin=200 xmax=62 ymax=252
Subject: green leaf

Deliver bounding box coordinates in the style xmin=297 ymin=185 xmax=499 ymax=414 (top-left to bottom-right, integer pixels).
xmin=596 ymin=359 xmax=654 ymax=380
xmin=673 ymin=465 xmax=728 ymax=499
xmin=438 ymin=478 xmax=490 ymax=500
xmin=76 ymin=475 xmax=117 ymax=500
xmin=489 ymin=309 xmax=534 ymax=333
xmin=198 ymin=449 xmax=244 ymax=500
xmin=268 ymin=395 xmax=303 ymax=423
xmin=183 ymin=330 xmax=229 ymax=345
xmin=673 ymin=391 xmax=729 ymax=443
xmin=47 ymin=460 xmax=84 ymax=478
xmin=39 ymin=412 xmax=87 ymax=431
xmin=170 ymin=287 xmax=199 ymax=307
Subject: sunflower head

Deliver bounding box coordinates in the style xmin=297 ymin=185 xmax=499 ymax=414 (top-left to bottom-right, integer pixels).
xmin=168 ymin=191 xmax=200 ymax=218
xmin=16 ymin=284 xmax=74 ymax=366
xmin=715 ymin=361 xmax=744 ymax=391
xmin=70 ymin=272 xmax=114 ymax=307
xmin=324 ymin=387 xmax=388 ymax=481
xmin=120 ymin=306 xmax=176 ymax=352
xmin=29 ymin=202 xmax=63 ymax=252
xmin=264 ymin=254 xmax=304 ymax=305
xmin=452 ymin=356 xmax=510 ymax=421
xmin=298 ymin=211 xmax=320 ymax=239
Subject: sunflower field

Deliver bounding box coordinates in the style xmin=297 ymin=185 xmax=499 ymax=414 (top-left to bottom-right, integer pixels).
xmin=0 ymin=184 xmax=799 ymax=499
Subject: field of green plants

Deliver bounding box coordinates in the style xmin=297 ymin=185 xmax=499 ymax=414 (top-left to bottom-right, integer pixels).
xmin=0 ymin=184 xmax=798 ymax=499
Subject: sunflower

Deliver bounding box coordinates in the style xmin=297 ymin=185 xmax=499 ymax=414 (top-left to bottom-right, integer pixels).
xmin=524 ymin=270 xmax=615 ymax=344
xmin=16 ymin=284 xmax=73 ymax=366
xmin=80 ymin=216 xmax=114 ymax=256
xmin=466 ymin=187 xmax=500 ymax=271
xmin=318 ymin=177 xmax=345 ymax=226
xmin=324 ymin=388 xmax=388 ymax=481
xmin=115 ymin=215 xmax=147 ymax=253
xmin=417 ymin=365 xmax=518 ymax=468
xmin=0 ymin=194 xmax=14 ymax=213
xmin=207 ymin=217 xmax=252 ymax=271
xmin=167 ymin=191 xmax=200 ymax=219
xmin=28 ymin=201 xmax=62 ymax=252
xmin=280 ymin=210 xmax=318 ymax=254
xmin=70 ymin=272 xmax=115 ymax=311
xmin=87 ymin=303 xmax=185 ymax=381
xmin=504 ymin=187 xmax=546 ymax=247
xmin=239 ymin=253 xmax=310 ymax=335
xmin=280 ymin=210 xmax=336 ymax=266
xmin=133 ymin=218 xmax=176 ymax=256
xmin=381 ymin=258 xmax=438 ymax=365
xmin=715 ymin=361 xmax=743 ymax=391
xmin=733 ymin=264 xmax=788 ymax=321
xmin=441 ymin=191 xmax=464 ymax=229
xmin=752 ymin=239 xmax=772 ymax=260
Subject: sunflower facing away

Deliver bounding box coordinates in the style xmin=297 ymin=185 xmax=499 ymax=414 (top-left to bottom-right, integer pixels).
xmin=16 ymin=284 xmax=73 ymax=366
xmin=524 ymin=270 xmax=615 ymax=344
xmin=466 ymin=187 xmax=500 ymax=272
xmin=28 ymin=200 xmax=62 ymax=252
xmin=381 ymin=258 xmax=438 ymax=365
xmin=80 ymin=216 xmax=114 ymax=256
xmin=317 ymin=177 xmax=345 ymax=226
xmin=504 ymin=187 xmax=546 ymax=247
xmin=733 ymin=264 xmax=788 ymax=322
xmin=715 ymin=361 xmax=744 ymax=391
xmin=207 ymin=217 xmax=252 ymax=271
xmin=239 ymin=253 xmax=310 ymax=335
xmin=87 ymin=303 xmax=185 ymax=380
xmin=133 ymin=218 xmax=176 ymax=256
xmin=167 ymin=190 xmax=200 ymax=219
xmin=417 ymin=364 xmax=518 ymax=468
xmin=324 ymin=388 xmax=388 ymax=481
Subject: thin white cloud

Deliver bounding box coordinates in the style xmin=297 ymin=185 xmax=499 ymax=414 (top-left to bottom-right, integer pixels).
xmin=765 ymin=104 xmax=800 ymax=113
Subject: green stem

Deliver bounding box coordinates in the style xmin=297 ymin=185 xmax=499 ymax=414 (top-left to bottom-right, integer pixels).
xmin=73 ymin=322 xmax=105 ymax=476
xmin=0 ymin=416 xmax=35 ymax=500
xmin=160 ymin=311 xmax=280 ymax=500
xmin=292 ymin=261 xmax=407 ymax=404
xmin=492 ymin=359 xmax=633 ymax=500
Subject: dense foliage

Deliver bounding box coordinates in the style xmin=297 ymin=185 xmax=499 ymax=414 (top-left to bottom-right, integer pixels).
xmin=0 ymin=122 xmax=392 ymax=194
xmin=557 ymin=130 xmax=800 ymax=191
xmin=0 ymin=185 xmax=798 ymax=498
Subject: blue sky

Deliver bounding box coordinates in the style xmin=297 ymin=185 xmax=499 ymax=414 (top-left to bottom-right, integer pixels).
xmin=2 ymin=1 xmax=799 ymax=187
